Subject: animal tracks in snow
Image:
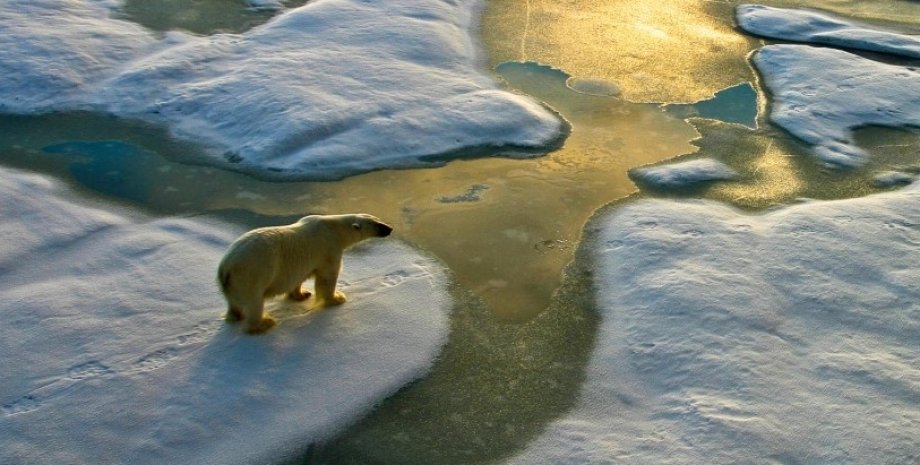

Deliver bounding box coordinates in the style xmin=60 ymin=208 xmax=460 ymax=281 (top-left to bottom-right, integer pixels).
xmin=381 ymin=270 xmax=410 ymax=287
xmin=67 ymin=361 xmax=114 ymax=380
xmin=2 ymin=319 xmax=222 ymax=417
xmin=129 ymin=348 xmax=179 ymax=373
xmin=2 ymin=395 xmax=40 ymax=416
xmin=177 ymin=321 xmax=217 ymax=345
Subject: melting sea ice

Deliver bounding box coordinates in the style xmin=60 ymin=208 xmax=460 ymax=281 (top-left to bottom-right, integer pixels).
xmin=0 ymin=1 xmax=919 ymax=464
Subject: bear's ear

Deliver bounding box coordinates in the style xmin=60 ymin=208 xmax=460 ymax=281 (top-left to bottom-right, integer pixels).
xmin=351 ymin=223 xmax=362 ymax=231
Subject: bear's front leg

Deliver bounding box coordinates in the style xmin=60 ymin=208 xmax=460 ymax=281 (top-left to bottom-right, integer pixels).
xmin=315 ymin=260 xmax=346 ymax=307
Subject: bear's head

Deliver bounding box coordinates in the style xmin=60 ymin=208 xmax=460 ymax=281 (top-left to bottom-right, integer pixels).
xmin=349 ymin=213 xmax=393 ymax=239
xmin=296 ymin=214 xmax=393 ymax=247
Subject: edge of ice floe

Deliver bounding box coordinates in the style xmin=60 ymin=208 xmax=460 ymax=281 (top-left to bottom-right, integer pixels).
xmin=737 ymin=4 xmax=920 ymax=59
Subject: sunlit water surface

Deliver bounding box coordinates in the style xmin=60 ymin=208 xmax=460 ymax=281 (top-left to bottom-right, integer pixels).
xmin=1 ymin=1 xmax=919 ymax=464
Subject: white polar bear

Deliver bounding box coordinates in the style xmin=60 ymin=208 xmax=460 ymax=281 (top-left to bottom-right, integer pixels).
xmin=217 ymin=213 xmax=393 ymax=334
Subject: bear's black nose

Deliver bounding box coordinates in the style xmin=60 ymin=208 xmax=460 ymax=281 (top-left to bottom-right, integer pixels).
xmin=378 ymin=224 xmax=393 ymax=237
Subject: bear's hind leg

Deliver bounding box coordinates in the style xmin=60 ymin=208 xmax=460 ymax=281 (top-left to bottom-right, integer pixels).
xmin=240 ymin=298 xmax=276 ymax=334
xmin=244 ymin=316 xmax=276 ymax=334
xmin=225 ymin=305 xmax=243 ymax=323
xmin=287 ymin=286 xmax=312 ymax=301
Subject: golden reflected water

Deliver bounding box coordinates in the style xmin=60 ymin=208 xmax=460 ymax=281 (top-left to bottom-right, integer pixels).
xmin=482 ymin=0 xmax=920 ymax=103
xmin=483 ymin=0 xmax=757 ymax=102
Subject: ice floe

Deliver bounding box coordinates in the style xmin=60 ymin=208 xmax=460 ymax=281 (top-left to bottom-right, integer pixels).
xmin=736 ymin=5 xmax=920 ymax=168
xmin=737 ymin=4 xmax=920 ymax=59
xmin=511 ymin=184 xmax=920 ymax=465
xmin=0 ymin=167 xmax=452 ymax=464
xmin=753 ymin=44 xmax=920 ymax=167
xmin=0 ymin=0 xmax=564 ymax=180
xmin=630 ymin=158 xmax=738 ymax=189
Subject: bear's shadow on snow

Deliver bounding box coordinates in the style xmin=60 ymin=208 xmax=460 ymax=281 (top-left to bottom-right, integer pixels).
xmin=177 ymin=299 xmax=345 ymax=410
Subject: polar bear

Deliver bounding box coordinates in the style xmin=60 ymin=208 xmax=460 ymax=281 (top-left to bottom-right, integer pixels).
xmin=217 ymin=214 xmax=393 ymax=334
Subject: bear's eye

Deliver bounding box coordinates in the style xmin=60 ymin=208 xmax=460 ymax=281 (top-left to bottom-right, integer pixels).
xmin=352 ymin=223 xmax=362 ymax=230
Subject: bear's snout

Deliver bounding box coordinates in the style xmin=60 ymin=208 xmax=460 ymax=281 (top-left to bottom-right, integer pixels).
xmin=377 ymin=223 xmax=393 ymax=237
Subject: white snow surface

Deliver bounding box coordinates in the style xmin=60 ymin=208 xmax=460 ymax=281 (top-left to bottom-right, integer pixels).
xmin=0 ymin=167 xmax=453 ymax=465
xmin=511 ymin=186 xmax=920 ymax=465
xmin=0 ymin=0 xmax=564 ymax=180
xmin=753 ymin=44 xmax=920 ymax=167
xmin=630 ymin=158 xmax=738 ymax=189
xmin=737 ymin=4 xmax=920 ymax=59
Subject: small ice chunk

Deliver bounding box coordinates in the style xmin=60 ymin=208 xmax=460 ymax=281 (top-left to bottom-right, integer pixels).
xmin=630 ymin=158 xmax=738 ymax=189
xmin=873 ymin=170 xmax=915 ymax=187
xmin=244 ymin=0 xmax=285 ymax=11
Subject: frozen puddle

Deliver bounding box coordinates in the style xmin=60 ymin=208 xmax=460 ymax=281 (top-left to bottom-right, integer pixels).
xmin=42 ymin=140 xmax=161 ymax=204
xmin=511 ymin=185 xmax=920 ymax=465
xmin=0 ymin=0 xmax=564 ymax=180
xmin=0 ymin=167 xmax=452 ymax=465
xmin=117 ymin=0 xmax=308 ymax=35
xmin=663 ymin=82 xmax=758 ymax=129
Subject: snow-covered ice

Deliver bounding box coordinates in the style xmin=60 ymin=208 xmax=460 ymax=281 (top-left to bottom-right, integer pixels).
xmin=511 ymin=185 xmax=920 ymax=465
xmin=873 ymin=170 xmax=916 ymax=188
xmin=0 ymin=167 xmax=453 ymax=465
xmin=0 ymin=0 xmax=564 ymax=180
xmin=737 ymin=4 xmax=920 ymax=59
xmin=630 ymin=159 xmax=738 ymax=189
xmin=737 ymin=6 xmax=920 ymax=168
xmin=753 ymin=44 xmax=920 ymax=167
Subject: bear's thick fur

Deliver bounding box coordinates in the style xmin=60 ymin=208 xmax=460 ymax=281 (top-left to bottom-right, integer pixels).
xmin=218 ymin=214 xmax=393 ymax=334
